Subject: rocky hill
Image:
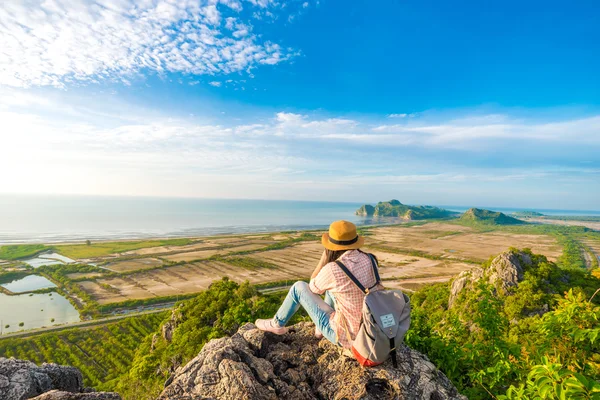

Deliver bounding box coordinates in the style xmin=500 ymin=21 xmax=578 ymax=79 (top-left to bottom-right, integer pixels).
xmin=158 ymin=322 xmax=465 ymax=400
xmin=458 ymin=207 xmax=524 ymax=225
xmin=355 ymin=200 xmax=454 ymax=220
xmin=0 ymin=358 xmax=120 ymax=400
xmin=2 ymin=323 xmax=465 ymax=400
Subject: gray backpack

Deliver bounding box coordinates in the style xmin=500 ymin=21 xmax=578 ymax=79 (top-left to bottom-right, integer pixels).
xmin=335 ymin=254 xmax=411 ymax=367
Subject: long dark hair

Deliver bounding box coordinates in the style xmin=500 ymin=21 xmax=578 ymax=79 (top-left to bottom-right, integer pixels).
xmin=324 ymin=249 xmax=346 ymax=264
xmin=324 ymin=248 xmax=379 ymax=265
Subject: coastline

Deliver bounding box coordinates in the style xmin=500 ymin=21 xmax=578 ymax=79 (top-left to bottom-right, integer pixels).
xmin=0 ymin=217 xmax=412 ymax=246
xmin=1 ymin=194 xmax=599 ymax=245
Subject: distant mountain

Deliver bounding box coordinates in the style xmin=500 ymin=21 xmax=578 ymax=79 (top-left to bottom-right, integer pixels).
xmin=355 ymin=199 xmax=455 ymax=220
xmin=512 ymin=211 xmax=544 ymax=217
xmin=459 ymin=208 xmax=525 ymax=225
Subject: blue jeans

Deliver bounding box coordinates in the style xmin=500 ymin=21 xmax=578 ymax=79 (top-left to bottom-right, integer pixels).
xmin=274 ymin=281 xmax=337 ymax=345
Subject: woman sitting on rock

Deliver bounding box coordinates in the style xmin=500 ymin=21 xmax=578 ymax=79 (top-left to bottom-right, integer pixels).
xmin=256 ymin=220 xmax=380 ymax=348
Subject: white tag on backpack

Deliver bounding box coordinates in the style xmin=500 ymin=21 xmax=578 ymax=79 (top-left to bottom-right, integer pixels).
xmin=380 ymin=313 xmax=395 ymax=328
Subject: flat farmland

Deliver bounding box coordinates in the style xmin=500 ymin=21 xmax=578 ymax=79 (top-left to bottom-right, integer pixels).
xmin=78 ymin=259 xmax=301 ymax=304
xmin=120 ymin=242 xmax=220 ymax=256
xmin=246 ymin=242 xmax=324 ymax=277
xmin=70 ymin=222 xmax=569 ymax=305
xmin=103 ymin=257 xmax=163 ymax=272
xmin=161 ymin=242 xmax=271 ymax=262
xmin=66 ymin=272 xmax=106 ymax=280
xmin=366 ymin=249 xmax=474 ymax=280
xmin=366 ymin=223 xmax=562 ymax=262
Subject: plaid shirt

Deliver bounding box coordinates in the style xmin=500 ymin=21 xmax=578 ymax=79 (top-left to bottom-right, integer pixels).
xmin=309 ymin=250 xmax=378 ymax=348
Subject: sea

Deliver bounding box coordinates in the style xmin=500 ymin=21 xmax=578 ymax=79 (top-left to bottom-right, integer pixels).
xmin=0 ymin=194 xmax=599 ymax=244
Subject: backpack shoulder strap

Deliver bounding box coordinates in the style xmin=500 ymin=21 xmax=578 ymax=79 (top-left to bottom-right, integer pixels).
xmin=366 ymin=253 xmax=381 ymax=284
xmin=335 ymin=260 xmax=367 ymax=294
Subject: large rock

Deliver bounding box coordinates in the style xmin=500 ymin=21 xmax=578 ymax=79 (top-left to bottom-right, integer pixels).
xmin=0 ymin=358 xmax=121 ymax=400
xmin=355 ymin=204 xmax=375 ymax=216
xmin=449 ymin=250 xmax=532 ymax=307
xmin=159 ymin=322 xmax=466 ymax=400
xmin=161 ymin=307 xmax=183 ymax=343
xmin=30 ymin=390 xmax=121 ymax=400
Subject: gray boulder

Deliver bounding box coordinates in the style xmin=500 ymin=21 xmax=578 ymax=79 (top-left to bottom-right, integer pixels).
xmin=30 ymin=390 xmax=121 ymax=400
xmin=449 ymin=250 xmax=532 ymax=307
xmin=159 ymin=322 xmax=466 ymax=400
xmin=0 ymin=358 xmax=121 ymax=400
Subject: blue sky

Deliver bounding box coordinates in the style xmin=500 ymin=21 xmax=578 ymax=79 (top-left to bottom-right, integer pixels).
xmin=0 ymin=0 xmax=599 ymax=210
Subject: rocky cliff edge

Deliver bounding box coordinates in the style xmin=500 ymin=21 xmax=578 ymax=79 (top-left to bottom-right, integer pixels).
xmin=158 ymin=322 xmax=465 ymax=400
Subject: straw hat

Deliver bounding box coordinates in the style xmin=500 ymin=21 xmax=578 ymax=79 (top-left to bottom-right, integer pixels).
xmin=322 ymin=220 xmax=365 ymax=251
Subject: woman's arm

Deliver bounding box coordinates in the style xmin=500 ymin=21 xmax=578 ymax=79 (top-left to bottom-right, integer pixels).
xmin=311 ymin=250 xmax=328 ymax=279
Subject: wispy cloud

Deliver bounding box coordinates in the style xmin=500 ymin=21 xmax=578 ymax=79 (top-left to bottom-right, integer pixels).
xmin=0 ymin=90 xmax=598 ymax=206
xmin=370 ymin=115 xmax=600 ymax=149
xmin=0 ymin=0 xmax=303 ymax=88
xmin=209 ymin=81 xmax=222 ymax=87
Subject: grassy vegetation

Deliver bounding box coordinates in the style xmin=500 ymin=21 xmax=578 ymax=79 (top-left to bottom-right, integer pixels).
xmin=54 ymin=238 xmax=195 ymax=259
xmin=0 ymin=239 xmax=197 ymax=261
xmin=407 ymin=249 xmax=600 ymax=399
xmin=0 ymin=312 xmax=167 ymax=389
xmin=0 ymin=270 xmax=32 ymax=285
xmin=0 ymin=244 xmax=51 ymax=260
xmin=555 ymin=233 xmax=587 ymax=270
xmin=111 ymin=279 xmax=293 ymax=399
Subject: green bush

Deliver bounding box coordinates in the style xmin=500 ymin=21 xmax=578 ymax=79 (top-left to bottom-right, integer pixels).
xmin=406 ymin=249 xmax=600 ymax=399
xmin=111 ymin=278 xmax=292 ymax=399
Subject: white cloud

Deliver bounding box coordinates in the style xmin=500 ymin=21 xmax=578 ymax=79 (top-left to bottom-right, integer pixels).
xmin=0 ymin=0 xmax=299 ymax=88
xmin=248 ymin=0 xmax=275 ymax=7
xmin=0 ymin=89 xmax=598 ymax=207
xmin=370 ymin=115 xmax=600 ymax=149
xmin=303 ymin=2 xmax=309 ymax=8
xmin=209 ymin=81 xmax=222 ymax=87
xmin=387 ymin=113 xmax=407 ymax=118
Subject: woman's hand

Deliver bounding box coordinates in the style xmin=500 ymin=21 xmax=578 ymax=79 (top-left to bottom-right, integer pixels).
xmin=311 ymin=249 xmax=328 ymax=279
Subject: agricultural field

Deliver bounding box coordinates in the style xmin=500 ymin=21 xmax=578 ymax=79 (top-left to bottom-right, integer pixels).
xmin=365 ymin=222 xmax=562 ymax=263
xmin=160 ymin=242 xmax=269 ymax=262
xmin=53 ymin=238 xmax=195 ymax=259
xmin=0 ymin=312 xmax=167 ymax=388
xmin=78 ymin=258 xmax=302 ymax=304
xmin=3 ymin=220 xmax=593 ymax=309
xmin=103 ymin=258 xmax=163 ymax=273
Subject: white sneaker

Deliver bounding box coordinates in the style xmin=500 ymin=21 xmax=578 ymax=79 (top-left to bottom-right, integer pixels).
xmin=255 ymin=318 xmax=289 ymax=335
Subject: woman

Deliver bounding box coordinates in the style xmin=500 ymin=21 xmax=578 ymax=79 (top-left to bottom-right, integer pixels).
xmin=255 ymin=220 xmax=380 ymax=348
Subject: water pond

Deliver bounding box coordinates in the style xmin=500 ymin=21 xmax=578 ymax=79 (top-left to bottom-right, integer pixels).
xmin=1 ymin=275 xmax=57 ymax=293
xmin=22 ymin=252 xmax=75 ymax=268
xmin=0 ymin=292 xmax=80 ymax=334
